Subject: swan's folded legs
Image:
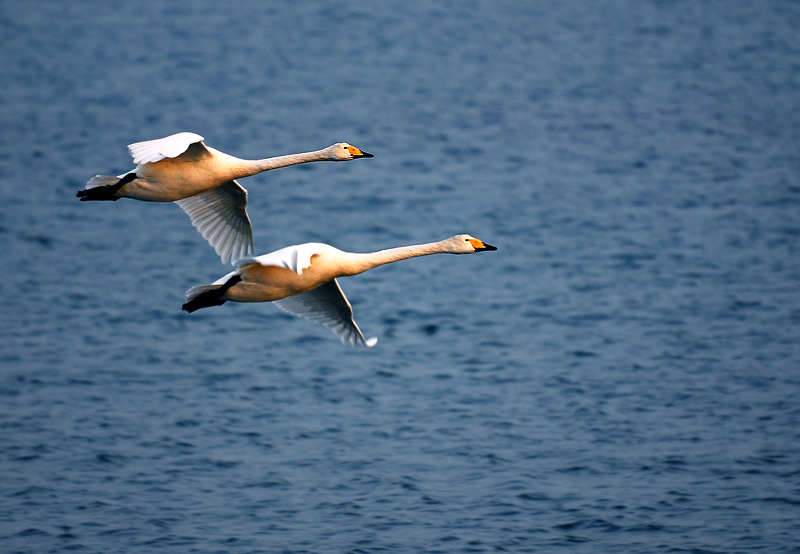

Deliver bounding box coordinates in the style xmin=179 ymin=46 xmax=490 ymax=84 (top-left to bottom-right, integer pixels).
xmin=77 ymin=172 xmax=137 ymax=201
xmin=182 ymin=274 xmax=243 ymax=313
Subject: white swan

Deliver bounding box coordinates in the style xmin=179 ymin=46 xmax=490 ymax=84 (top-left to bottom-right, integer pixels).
xmin=78 ymin=132 xmax=373 ymax=263
xmin=182 ymin=234 xmax=497 ymax=346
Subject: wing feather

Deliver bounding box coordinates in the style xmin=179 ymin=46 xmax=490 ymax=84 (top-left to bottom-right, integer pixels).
xmin=128 ymin=132 xmax=205 ymax=165
xmin=175 ymin=180 xmax=254 ymax=264
xmin=273 ymin=280 xmax=377 ymax=347
xmin=235 ymin=243 xmax=329 ymax=275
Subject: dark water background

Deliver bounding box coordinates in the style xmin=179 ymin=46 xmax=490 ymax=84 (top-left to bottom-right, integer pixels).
xmin=2 ymin=1 xmax=799 ymax=552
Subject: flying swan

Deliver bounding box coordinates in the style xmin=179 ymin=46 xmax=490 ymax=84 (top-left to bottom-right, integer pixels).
xmin=77 ymin=132 xmax=373 ymax=263
xmin=182 ymin=234 xmax=497 ymax=346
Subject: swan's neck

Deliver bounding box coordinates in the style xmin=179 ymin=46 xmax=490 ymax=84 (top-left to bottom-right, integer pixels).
xmin=342 ymin=240 xmax=452 ymax=276
xmin=231 ymin=150 xmax=329 ymax=179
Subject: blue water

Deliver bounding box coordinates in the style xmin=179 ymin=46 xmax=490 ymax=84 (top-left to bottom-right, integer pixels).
xmin=2 ymin=1 xmax=799 ymax=552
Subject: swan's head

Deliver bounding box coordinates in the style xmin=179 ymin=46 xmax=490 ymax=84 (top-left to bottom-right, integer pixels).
xmin=446 ymin=234 xmax=498 ymax=254
xmin=326 ymin=142 xmax=374 ymax=161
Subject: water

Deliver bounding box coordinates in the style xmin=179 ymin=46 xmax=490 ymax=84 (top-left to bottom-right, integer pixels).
xmin=1 ymin=0 xmax=799 ymax=552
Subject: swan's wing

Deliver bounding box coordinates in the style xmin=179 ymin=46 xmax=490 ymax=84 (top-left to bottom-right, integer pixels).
xmin=273 ymin=279 xmax=377 ymax=347
xmin=175 ymin=180 xmax=254 ymax=264
xmin=128 ymin=132 xmax=206 ymax=165
xmin=235 ymin=243 xmax=329 ymax=275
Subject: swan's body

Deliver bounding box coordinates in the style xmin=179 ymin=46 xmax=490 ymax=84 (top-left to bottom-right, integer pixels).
xmin=182 ymin=234 xmax=497 ymax=346
xmin=78 ymin=132 xmax=372 ymax=263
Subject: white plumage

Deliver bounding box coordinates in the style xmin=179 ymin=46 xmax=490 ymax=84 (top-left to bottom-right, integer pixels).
xmin=128 ymin=132 xmax=205 ymax=165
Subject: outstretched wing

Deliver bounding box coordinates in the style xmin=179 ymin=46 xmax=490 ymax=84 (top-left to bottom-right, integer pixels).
xmin=175 ymin=180 xmax=254 ymax=264
xmin=128 ymin=132 xmax=206 ymax=165
xmin=273 ymin=279 xmax=377 ymax=347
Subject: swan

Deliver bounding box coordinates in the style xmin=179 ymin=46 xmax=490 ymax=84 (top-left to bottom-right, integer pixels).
xmin=182 ymin=234 xmax=497 ymax=346
xmin=77 ymin=132 xmax=373 ymax=263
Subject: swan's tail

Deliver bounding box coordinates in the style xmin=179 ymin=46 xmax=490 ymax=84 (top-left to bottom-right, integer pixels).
xmin=182 ymin=274 xmax=242 ymax=313
xmin=85 ymin=175 xmax=120 ymax=189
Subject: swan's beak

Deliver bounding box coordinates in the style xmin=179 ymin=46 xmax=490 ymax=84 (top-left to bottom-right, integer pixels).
xmin=469 ymin=238 xmax=497 ymax=251
xmin=347 ymin=146 xmax=374 ymax=159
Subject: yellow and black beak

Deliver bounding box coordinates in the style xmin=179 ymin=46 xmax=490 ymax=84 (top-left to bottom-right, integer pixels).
xmin=468 ymin=238 xmax=498 ymax=252
xmin=347 ymin=146 xmax=374 ymax=159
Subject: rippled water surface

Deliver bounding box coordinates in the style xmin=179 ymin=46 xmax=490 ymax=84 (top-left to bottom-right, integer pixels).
xmin=2 ymin=1 xmax=799 ymax=552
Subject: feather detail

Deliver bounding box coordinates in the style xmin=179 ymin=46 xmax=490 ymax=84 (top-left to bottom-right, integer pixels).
xmin=128 ymin=132 xmax=204 ymax=165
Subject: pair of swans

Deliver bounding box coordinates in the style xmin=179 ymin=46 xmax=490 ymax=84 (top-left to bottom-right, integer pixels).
xmin=80 ymin=132 xmax=496 ymax=346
